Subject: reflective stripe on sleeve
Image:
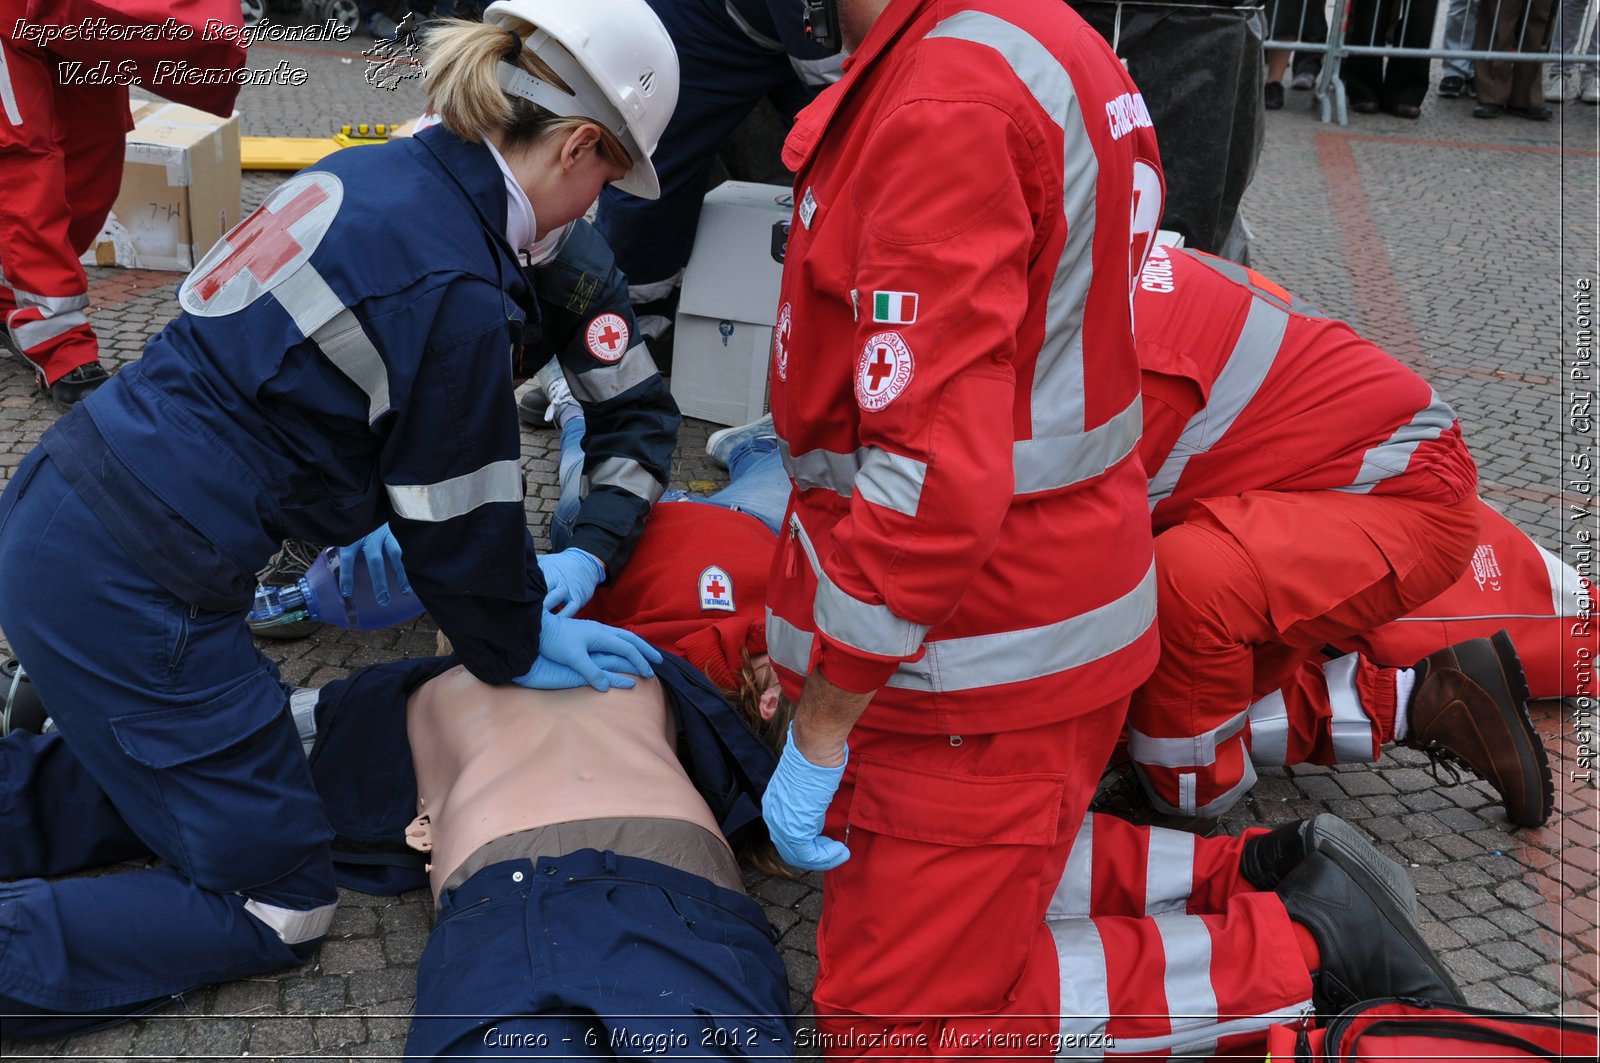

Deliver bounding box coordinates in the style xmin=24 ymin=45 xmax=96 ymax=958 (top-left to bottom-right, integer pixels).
xmin=386 ymin=459 xmax=524 ymax=522
xmin=1148 ymin=297 xmax=1289 ymax=510
xmin=243 ymin=898 xmax=337 ymax=945
xmin=1338 ymin=392 xmax=1456 ymax=495
xmin=1047 ymin=815 xmax=1095 ymax=919
xmin=584 ymin=456 xmax=664 ymax=503
xmin=854 ymin=448 xmax=927 ymax=517
xmin=568 ymin=341 xmax=659 ymax=404
xmin=766 ymin=608 xmax=813 ymax=677
xmin=814 ymin=570 xmax=930 ymax=659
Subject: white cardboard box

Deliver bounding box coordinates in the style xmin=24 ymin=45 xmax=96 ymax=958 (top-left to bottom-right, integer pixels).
xmin=80 ymin=98 xmax=242 ymax=273
xmin=672 ymin=181 xmax=793 ymax=426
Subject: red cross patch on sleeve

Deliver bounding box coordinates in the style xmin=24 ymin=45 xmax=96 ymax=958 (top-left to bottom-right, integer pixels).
xmin=179 ymin=172 xmax=344 ymax=318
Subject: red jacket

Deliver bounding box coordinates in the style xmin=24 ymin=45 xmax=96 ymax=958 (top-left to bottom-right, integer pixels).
xmin=581 ymin=502 xmax=774 ymax=690
xmin=765 ymin=0 xmax=1163 ymax=733
xmin=1136 ymin=246 xmax=1478 ymax=532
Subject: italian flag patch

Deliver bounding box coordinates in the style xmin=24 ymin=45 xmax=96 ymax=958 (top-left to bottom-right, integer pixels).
xmin=872 ymin=290 xmax=918 ymax=324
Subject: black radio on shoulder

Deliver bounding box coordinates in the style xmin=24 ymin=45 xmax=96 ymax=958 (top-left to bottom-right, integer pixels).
xmin=802 ymin=0 xmax=843 ymax=56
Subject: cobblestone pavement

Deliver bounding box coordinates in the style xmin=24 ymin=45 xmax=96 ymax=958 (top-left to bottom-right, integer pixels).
xmin=1 ymin=22 xmax=1597 ymax=1061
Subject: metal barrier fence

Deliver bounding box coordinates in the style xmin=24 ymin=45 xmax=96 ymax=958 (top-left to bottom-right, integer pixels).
xmin=1262 ymin=0 xmax=1599 ymax=123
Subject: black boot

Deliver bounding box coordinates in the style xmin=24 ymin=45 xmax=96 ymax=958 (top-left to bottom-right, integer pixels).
xmin=1241 ymin=813 xmax=1416 ymax=921
xmin=1277 ymin=851 xmax=1464 ymax=1015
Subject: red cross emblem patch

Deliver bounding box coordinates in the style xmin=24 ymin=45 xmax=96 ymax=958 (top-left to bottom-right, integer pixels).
xmin=855 ymin=331 xmax=914 ymax=412
xmin=180 ymin=172 xmax=343 ymax=317
xmin=585 ymin=312 xmax=630 ymax=363
xmin=698 ymin=565 xmax=735 ymax=613
xmin=772 ymin=302 xmax=791 ymax=381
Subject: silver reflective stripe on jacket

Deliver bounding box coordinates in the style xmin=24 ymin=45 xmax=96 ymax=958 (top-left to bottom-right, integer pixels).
xmin=929 ymin=11 xmax=1141 ymax=495
xmin=387 ymin=459 xmax=524 ymax=522
xmin=1338 ymin=391 xmax=1456 ymax=495
xmin=584 ymin=456 xmax=665 ymax=504
xmin=272 ymin=264 xmax=392 ymax=424
xmin=1047 ymin=815 xmax=1095 ymax=919
xmin=1147 ymin=297 xmax=1290 ymax=511
xmin=569 ymin=341 xmax=659 ymax=404
xmin=780 ymin=439 xmax=930 ymax=517
xmin=772 ymin=519 xmax=1153 ymax=691
xmin=243 ymin=898 xmax=337 ymax=945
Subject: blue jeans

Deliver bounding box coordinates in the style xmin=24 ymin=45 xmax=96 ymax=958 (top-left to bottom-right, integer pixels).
xmin=1444 ymin=0 xmax=1480 ymax=79
xmin=551 ymin=417 xmax=788 ymax=549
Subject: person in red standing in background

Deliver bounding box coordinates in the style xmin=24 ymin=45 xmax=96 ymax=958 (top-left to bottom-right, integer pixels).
xmin=758 ymin=0 xmax=1167 ymax=1053
xmin=0 ymin=1 xmax=246 ymax=410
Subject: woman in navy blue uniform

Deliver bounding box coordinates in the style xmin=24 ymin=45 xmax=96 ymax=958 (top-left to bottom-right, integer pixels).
xmin=0 ymin=0 xmax=679 ymax=1035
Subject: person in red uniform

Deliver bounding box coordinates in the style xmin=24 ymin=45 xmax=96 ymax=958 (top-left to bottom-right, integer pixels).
xmin=1127 ymin=243 xmax=1553 ymax=828
xmin=0 ymin=2 xmax=245 ymax=409
xmin=759 ymin=0 xmax=1168 ymax=1051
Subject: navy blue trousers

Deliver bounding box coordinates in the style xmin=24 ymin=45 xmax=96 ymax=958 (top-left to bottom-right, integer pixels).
xmin=406 ymin=850 xmax=794 ymax=1060
xmin=0 ymin=451 xmax=337 ymax=1037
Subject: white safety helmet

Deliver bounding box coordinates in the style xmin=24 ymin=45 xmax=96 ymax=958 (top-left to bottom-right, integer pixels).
xmin=483 ymin=0 xmax=680 ymax=199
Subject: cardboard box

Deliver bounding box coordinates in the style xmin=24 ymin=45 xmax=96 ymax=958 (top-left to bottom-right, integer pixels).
xmin=671 ymin=181 xmax=793 ymax=427
xmin=80 ymin=98 xmax=242 ymax=272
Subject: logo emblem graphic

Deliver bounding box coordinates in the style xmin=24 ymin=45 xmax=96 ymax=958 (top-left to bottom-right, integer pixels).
xmin=773 ymin=302 xmax=791 ymax=380
xmin=586 ymin=312 xmax=630 ymax=362
xmin=180 ymin=172 xmax=343 ymax=317
xmin=699 ymin=566 xmax=735 ymax=612
xmin=855 ymin=331 xmax=915 ymax=411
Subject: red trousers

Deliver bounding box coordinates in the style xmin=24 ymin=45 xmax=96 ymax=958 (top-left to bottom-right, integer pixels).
xmin=0 ymin=34 xmax=127 ymax=383
xmin=812 ymin=705 xmax=1128 ymax=1058
xmin=1129 ymin=491 xmax=1480 ymax=816
xmin=1045 ymin=814 xmax=1313 ymax=1060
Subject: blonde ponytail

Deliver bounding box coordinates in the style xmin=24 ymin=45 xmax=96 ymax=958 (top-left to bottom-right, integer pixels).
xmin=423 ymin=18 xmax=630 ymax=164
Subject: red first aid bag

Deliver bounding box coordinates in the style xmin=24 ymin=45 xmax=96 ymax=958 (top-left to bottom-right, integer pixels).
xmin=1264 ymin=998 xmax=1599 ymax=1061
xmin=19 ymin=1 xmax=247 ymax=115
xmin=1334 ymin=500 xmax=1596 ymax=699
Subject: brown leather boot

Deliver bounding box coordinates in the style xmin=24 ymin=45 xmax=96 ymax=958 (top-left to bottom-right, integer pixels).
xmin=1401 ymin=631 xmax=1553 ymax=828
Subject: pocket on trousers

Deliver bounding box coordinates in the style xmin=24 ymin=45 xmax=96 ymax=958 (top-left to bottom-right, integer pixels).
xmin=111 ymin=674 xmax=282 ymax=769
xmin=818 ymin=758 xmax=1067 ymax=1016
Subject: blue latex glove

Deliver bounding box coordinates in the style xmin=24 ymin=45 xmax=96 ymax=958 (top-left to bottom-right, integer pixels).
xmin=512 ymin=652 xmax=640 ymax=692
xmin=338 ymin=523 xmax=410 ymax=605
xmin=523 ymin=611 xmax=662 ymax=692
xmin=762 ymin=724 xmax=851 ymax=871
xmin=537 ymin=548 xmax=606 ymax=617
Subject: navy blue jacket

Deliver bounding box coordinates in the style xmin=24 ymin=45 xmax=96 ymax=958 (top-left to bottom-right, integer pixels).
xmin=305 ymin=651 xmax=778 ymax=895
xmin=41 ymin=124 xmax=677 ymax=685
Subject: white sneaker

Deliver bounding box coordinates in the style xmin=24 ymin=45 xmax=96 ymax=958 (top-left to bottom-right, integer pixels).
xmin=705 ymin=413 xmax=776 ymax=468
xmin=1583 ymin=71 xmax=1599 ymax=104
xmin=1544 ymin=68 xmax=1575 ymax=102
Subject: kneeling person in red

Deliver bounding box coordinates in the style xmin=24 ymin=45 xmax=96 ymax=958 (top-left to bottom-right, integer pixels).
xmin=1129 ymin=245 xmax=1552 ymax=827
